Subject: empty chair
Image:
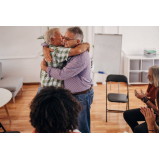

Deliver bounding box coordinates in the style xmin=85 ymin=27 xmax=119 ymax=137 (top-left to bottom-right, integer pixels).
xmin=0 ymin=62 xmax=23 ymax=103
xmin=106 ymin=74 xmax=129 ymax=122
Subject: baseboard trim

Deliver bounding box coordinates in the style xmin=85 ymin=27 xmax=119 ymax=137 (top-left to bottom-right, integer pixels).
xmin=23 ymin=82 xmax=103 ymax=85
xmin=23 ymin=82 xmax=39 ymax=85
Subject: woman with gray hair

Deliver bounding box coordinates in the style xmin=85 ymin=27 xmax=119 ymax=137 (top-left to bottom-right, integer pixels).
xmin=123 ymin=65 xmax=159 ymax=133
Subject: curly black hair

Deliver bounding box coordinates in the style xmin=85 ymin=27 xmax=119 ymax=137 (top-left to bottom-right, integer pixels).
xmin=30 ymin=86 xmax=81 ymax=133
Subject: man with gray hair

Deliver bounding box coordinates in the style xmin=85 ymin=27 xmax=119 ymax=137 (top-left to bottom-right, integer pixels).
xmin=41 ymin=27 xmax=94 ymax=133
xmin=123 ymin=65 xmax=159 ymax=133
xmin=37 ymin=27 xmax=90 ymax=93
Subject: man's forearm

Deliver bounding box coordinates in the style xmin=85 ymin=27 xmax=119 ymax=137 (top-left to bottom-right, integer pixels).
xmin=69 ymin=43 xmax=89 ymax=56
xmin=77 ymin=43 xmax=90 ymax=53
xmin=46 ymin=54 xmax=86 ymax=80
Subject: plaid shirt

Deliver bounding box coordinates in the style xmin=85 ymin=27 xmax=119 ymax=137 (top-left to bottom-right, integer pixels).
xmin=47 ymin=51 xmax=93 ymax=93
xmin=40 ymin=45 xmax=71 ymax=87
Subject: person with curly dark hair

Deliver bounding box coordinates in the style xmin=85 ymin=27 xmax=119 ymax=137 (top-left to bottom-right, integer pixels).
xmin=30 ymin=86 xmax=82 ymax=133
xmin=41 ymin=26 xmax=94 ymax=133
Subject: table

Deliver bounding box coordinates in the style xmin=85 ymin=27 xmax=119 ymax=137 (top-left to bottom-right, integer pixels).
xmin=0 ymin=88 xmax=12 ymax=123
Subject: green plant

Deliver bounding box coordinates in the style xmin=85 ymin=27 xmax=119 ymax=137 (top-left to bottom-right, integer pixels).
xmin=91 ymin=57 xmax=93 ymax=68
xmin=37 ymin=27 xmax=50 ymax=39
xmin=91 ymin=45 xmax=94 ymax=68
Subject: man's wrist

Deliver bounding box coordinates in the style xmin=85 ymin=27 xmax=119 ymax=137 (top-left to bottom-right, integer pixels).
xmin=41 ymin=42 xmax=49 ymax=47
xmin=43 ymin=46 xmax=49 ymax=49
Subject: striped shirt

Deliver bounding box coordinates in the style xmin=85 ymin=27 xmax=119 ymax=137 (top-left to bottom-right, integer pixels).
xmin=40 ymin=45 xmax=71 ymax=87
xmin=47 ymin=50 xmax=93 ymax=94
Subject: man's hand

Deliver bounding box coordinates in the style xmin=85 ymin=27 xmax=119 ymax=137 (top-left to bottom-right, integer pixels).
xmin=87 ymin=43 xmax=90 ymax=52
xmin=43 ymin=46 xmax=54 ymax=62
xmin=69 ymin=42 xmax=90 ymax=57
xmin=135 ymin=89 xmax=146 ymax=99
xmin=41 ymin=59 xmax=48 ymax=72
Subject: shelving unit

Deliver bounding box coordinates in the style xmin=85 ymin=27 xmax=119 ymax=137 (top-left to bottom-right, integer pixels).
xmin=124 ymin=55 xmax=159 ymax=85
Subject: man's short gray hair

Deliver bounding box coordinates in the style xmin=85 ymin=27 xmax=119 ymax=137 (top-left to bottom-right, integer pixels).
xmin=44 ymin=28 xmax=60 ymax=45
xmin=149 ymin=65 xmax=159 ymax=87
xmin=67 ymin=27 xmax=84 ymax=43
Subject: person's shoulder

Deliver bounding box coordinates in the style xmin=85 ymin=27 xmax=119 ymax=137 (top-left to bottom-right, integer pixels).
xmin=69 ymin=129 xmax=81 ymax=133
xmin=148 ymin=83 xmax=154 ymax=87
xmin=81 ymin=50 xmax=90 ymax=60
xmin=32 ymin=128 xmax=38 ymax=133
xmin=148 ymin=83 xmax=157 ymax=90
xmin=82 ymin=50 xmax=89 ymax=54
xmin=49 ymin=44 xmax=56 ymax=49
xmin=78 ymin=50 xmax=89 ymax=58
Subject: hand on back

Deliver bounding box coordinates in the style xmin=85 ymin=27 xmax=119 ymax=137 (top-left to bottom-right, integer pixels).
xmin=43 ymin=46 xmax=54 ymax=62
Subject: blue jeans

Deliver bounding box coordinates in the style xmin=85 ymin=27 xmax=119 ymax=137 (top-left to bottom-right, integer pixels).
xmin=74 ymin=88 xmax=94 ymax=133
xmin=37 ymin=83 xmax=46 ymax=94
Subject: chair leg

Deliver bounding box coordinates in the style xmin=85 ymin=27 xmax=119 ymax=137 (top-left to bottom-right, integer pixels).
xmin=13 ymin=97 xmax=15 ymax=103
xmin=0 ymin=123 xmax=6 ymax=132
xmin=4 ymin=105 xmax=11 ymax=123
xmin=106 ymin=100 xmax=108 ymax=122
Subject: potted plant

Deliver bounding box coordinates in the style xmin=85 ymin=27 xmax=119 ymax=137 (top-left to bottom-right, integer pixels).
xmin=37 ymin=27 xmax=50 ymax=40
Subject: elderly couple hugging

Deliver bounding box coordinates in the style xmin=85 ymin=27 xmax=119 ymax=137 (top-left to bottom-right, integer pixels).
xmin=31 ymin=27 xmax=94 ymax=133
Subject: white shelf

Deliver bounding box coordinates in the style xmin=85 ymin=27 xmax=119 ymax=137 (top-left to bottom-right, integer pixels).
xmin=125 ymin=55 xmax=159 ymax=59
xmin=129 ymin=70 xmax=148 ymax=72
xmin=124 ymin=55 xmax=159 ymax=85
xmin=128 ymin=82 xmax=149 ymax=85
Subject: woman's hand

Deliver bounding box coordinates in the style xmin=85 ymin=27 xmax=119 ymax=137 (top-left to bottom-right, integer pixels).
xmin=140 ymin=107 xmax=156 ymax=130
xmin=135 ymin=89 xmax=146 ymax=99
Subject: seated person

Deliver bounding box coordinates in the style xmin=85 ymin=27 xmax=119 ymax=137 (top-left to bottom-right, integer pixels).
xmin=140 ymin=90 xmax=159 ymax=133
xmin=38 ymin=28 xmax=90 ymax=93
xmin=123 ymin=65 xmax=159 ymax=133
xmin=30 ymin=86 xmax=82 ymax=133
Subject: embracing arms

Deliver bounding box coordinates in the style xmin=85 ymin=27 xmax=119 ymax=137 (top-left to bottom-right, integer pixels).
xmin=41 ymin=50 xmax=89 ymax=80
xmin=43 ymin=43 xmax=90 ymax=62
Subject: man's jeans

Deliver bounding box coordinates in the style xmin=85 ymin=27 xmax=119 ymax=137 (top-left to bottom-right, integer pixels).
xmin=74 ymin=88 xmax=94 ymax=133
xmin=37 ymin=83 xmax=45 ymax=94
xmin=37 ymin=83 xmax=94 ymax=133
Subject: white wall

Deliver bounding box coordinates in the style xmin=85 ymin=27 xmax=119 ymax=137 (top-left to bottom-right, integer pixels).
xmin=0 ymin=26 xmax=158 ymax=83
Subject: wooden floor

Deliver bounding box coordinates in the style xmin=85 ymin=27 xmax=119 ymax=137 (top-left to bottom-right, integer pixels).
xmin=0 ymin=83 xmax=148 ymax=133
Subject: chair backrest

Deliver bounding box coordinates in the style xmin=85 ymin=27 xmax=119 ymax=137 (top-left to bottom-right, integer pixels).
xmin=0 ymin=62 xmax=2 ymax=80
xmin=106 ymin=74 xmax=128 ymax=84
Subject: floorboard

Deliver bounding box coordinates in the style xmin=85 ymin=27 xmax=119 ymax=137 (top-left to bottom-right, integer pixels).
xmin=0 ymin=83 xmax=148 ymax=133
